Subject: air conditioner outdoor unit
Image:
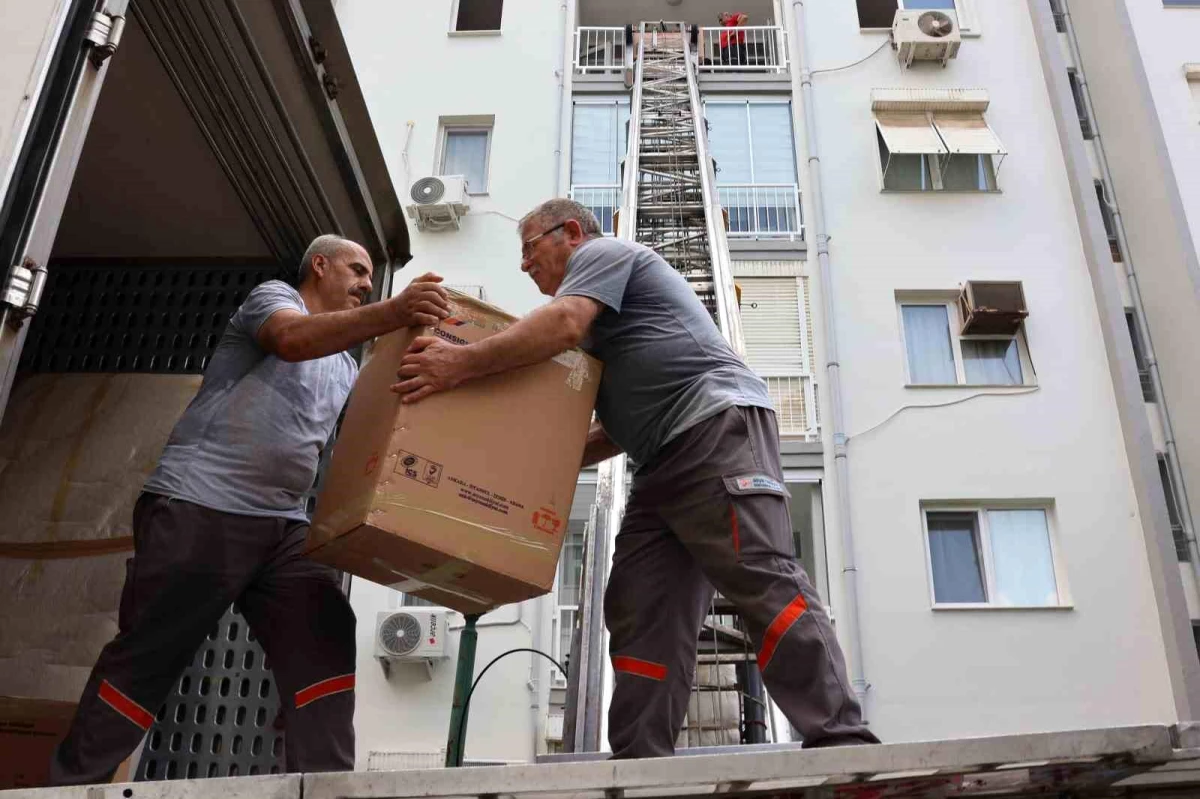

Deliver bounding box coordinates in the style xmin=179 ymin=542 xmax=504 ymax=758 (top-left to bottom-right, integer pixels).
xmin=892 ymin=10 xmax=961 ymax=68
xmin=959 ymin=281 xmax=1028 ymax=336
xmin=375 ymin=610 xmax=448 ymax=662
xmin=406 ymin=175 xmax=470 ymax=232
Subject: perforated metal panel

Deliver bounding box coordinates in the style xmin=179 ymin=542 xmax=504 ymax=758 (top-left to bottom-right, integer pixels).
xmin=20 ymin=261 xmax=283 ymax=374
xmin=136 ymin=606 xmax=285 ymax=780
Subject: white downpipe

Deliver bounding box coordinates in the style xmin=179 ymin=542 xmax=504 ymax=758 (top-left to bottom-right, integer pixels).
xmin=790 ymin=0 xmax=871 ymax=720
xmin=552 ymin=0 xmax=569 ymax=196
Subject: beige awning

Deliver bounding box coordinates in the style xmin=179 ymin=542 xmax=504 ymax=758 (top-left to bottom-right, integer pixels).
xmin=874 ymin=112 xmax=947 ymax=156
xmin=932 ymin=112 xmax=1007 ymax=156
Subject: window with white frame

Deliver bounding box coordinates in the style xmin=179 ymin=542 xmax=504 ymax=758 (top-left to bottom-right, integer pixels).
xmin=552 ymin=517 xmax=587 ymax=685
xmin=1158 ymin=454 xmax=1190 ymax=562
xmin=439 ymin=121 xmax=493 ymax=194
xmin=739 ymin=276 xmax=816 ymax=436
xmin=923 ymin=506 xmax=1066 ymax=607
xmin=856 ymin=0 xmax=978 ymax=32
xmin=875 ymin=110 xmax=1004 ymax=192
xmin=570 ymin=100 xmax=629 ymax=235
xmin=898 ymin=297 xmax=1031 ymax=386
xmin=704 ymin=100 xmax=802 ymax=239
xmin=453 ymin=0 xmax=502 ymax=32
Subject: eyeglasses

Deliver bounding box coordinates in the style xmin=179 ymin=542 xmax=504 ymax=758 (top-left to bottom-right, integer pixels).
xmin=521 ymin=222 xmax=567 ymax=259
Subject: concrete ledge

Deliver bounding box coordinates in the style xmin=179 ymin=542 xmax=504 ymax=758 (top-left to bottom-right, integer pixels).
xmin=729 ymin=239 xmax=807 ymax=260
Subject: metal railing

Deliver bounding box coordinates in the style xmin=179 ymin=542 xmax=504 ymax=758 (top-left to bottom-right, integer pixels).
xmin=717 ymin=183 xmax=803 ymax=240
xmin=762 ymin=375 xmax=819 ymax=440
xmin=569 ymin=184 xmax=621 ymax=235
xmin=697 ymin=26 xmax=788 ymax=72
xmin=574 ymin=27 xmax=626 ymax=73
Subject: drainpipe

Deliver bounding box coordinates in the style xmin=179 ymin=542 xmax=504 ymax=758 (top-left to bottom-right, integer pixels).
xmin=552 ymin=0 xmax=570 ymax=196
xmin=1060 ymin=3 xmax=1200 ymax=584
xmin=790 ymin=0 xmax=871 ymax=720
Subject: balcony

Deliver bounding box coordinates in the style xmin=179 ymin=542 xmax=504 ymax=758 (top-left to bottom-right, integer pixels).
xmin=572 ymin=23 xmax=790 ymax=76
xmin=696 ymin=26 xmax=789 ymax=73
xmin=718 ymin=184 xmax=803 ymax=241
xmin=569 ymin=184 xmax=620 ymax=235
xmin=763 ymin=375 xmax=819 ymax=440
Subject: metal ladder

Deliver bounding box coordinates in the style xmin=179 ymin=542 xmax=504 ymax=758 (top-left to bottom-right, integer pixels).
xmin=564 ymin=22 xmax=766 ymax=754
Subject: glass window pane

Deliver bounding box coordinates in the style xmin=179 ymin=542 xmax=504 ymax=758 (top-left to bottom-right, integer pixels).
xmin=748 ymin=103 xmax=796 ymax=184
xmin=962 ymin=338 xmax=1022 ymax=385
xmin=927 ymin=512 xmax=986 ymax=603
xmin=879 ymin=132 xmax=932 ymax=191
xmin=557 ymin=519 xmax=587 ymax=607
xmin=444 ymin=130 xmax=489 ymax=192
xmin=571 ymin=104 xmax=621 ymax=185
xmin=902 ymin=305 xmax=957 ymax=384
xmin=988 ymin=509 xmax=1058 ymax=606
xmin=707 ymin=103 xmax=753 ymax=184
xmin=941 ymin=154 xmax=994 ymax=191
xmin=456 ymin=0 xmax=502 ymax=31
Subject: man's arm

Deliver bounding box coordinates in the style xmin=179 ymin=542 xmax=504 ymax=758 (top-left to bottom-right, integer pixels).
xmin=582 ymin=420 xmax=623 ymax=468
xmin=260 ymin=274 xmax=449 ymax=362
xmin=392 ymin=295 xmax=603 ymax=402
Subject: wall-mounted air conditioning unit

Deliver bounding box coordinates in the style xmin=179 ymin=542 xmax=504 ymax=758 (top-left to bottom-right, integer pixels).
xmin=375 ymin=609 xmax=448 ymax=663
xmin=406 ymin=175 xmax=470 ymax=232
xmin=892 ymin=10 xmax=961 ymax=68
xmin=959 ymin=281 xmax=1028 ymax=336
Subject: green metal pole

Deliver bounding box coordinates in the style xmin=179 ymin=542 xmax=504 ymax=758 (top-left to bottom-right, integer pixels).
xmin=445 ymin=614 xmax=480 ymax=767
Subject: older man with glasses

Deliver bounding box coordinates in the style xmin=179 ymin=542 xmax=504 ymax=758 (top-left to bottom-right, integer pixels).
xmin=393 ymin=198 xmax=879 ymax=758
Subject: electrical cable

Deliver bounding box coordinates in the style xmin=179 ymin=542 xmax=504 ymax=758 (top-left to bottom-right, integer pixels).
xmin=451 ymin=647 xmax=565 ymax=766
xmin=810 ymin=39 xmax=890 ymax=76
xmin=847 ymin=386 xmax=1040 ymax=443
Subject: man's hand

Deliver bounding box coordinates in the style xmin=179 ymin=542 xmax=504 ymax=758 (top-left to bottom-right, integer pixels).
xmin=392 ymin=337 xmax=476 ymax=403
xmin=388 ymin=272 xmax=451 ymax=327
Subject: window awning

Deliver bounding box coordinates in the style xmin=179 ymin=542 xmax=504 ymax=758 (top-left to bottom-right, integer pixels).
xmin=932 ymin=112 xmax=1007 ymax=156
xmin=875 ymin=112 xmax=947 ymax=156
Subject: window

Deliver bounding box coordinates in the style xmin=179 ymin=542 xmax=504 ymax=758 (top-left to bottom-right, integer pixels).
xmin=740 ymin=277 xmax=816 ymax=436
xmin=1067 ymin=70 xmax=1094 ymax=140
xmin=453 ymin=0 xmax=502 ymax=32
xmin=875 ymin=110 xmax=1003 ymax=192
xmin=1124 ymin=310 xmax=1156 ymax=402
xmin=1094 ymin=180 xmax=1122 ymax=261
xmin=705 ymin=100 xmax=803 ymax=238
xmin=1159 ymin=454 xmax=1190 ymax=562
xmin=899 ymin=299 xmax=1029 ymax=386
xmin=402 ymin=594 xmax=438 ymax=608
xmin=1048 ymin=0 xmax=1067 ymax=32
xmin=552 ymin=516 xmax=588 ymax=685
xmin=857 ymin=0 xmax=972 ymax=30
xmin=924 ymin=507 xmax=1065 ymax=607
xmin=570 ymin=100 xmax=629 ymax=235
xmin=440 ymin=124 xmax=492 ymax=194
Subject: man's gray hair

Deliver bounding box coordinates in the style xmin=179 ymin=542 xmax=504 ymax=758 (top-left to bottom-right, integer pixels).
xmin=519 ymin=198 xmax=603 ymax=240
xmin=297 ymin=234 xmax=356 ymax=283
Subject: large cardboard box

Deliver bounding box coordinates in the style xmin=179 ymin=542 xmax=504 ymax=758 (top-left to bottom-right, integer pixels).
xmin=0 ymin=697 xmax=133 ymax=788
xmin=307 ymin=292 xmax=601 ymax=613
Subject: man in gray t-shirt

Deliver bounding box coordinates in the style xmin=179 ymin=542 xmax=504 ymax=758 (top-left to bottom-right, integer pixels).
xmin=396 ymin=199 xmax=879 ymax=757
xmin=50 ymin=236 xmax=451 ymax=785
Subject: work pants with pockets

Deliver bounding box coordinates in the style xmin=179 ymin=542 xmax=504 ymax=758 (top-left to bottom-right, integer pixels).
xmin=49 ymin=494 xmax=356 ymax=785
xmin=604 ymin=405 xmax=879 ymax=758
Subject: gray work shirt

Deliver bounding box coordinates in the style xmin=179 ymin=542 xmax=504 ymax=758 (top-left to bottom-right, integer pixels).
xmin=556 ymin=237 xmax=772 ymax=466
xmin=144 ymin=280 xmax=358 ymax=521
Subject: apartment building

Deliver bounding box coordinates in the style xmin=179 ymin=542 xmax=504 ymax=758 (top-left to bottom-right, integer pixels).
xmin=331 ymin=0 xmax=1200 ymax=766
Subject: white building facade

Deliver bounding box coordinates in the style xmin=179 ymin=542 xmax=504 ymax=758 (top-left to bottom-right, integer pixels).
xmin=333 ymin=0 xmax=1200 ymax=766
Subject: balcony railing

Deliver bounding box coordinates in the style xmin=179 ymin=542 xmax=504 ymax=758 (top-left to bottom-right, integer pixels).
xmin=762 ymin=375 xmax=818 ymax=440
xmin=697 ymin=26 xmax=788 ymax=73
xmin=569 ymin=184 xmax=621 ymax=235
xmin=718 ymin=183 xmax=803 ymax=240
xmin=574 ymin=27 xmax=626 ymax=74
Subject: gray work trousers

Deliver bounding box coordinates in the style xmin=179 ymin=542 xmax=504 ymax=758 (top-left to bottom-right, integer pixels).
xmin=49 ymin=494 xmax=356 ymax=785
xmin=605 ymin=406 xmax=878 ymax=758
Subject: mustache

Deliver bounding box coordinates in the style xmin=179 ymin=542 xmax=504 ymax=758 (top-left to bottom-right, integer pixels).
xmin=351 ymin=288 xmax=370 ymax=303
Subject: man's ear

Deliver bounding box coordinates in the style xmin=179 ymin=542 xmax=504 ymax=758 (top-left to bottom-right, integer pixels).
xmin=565 ymin=218 xmax=586 ymax=244
xmin=310 ymin=253 xmax=328 ymax=279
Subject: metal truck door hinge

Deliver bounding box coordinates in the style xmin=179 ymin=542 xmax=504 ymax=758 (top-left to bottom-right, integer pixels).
xmin=84 ymin=10 xmax=126 ymax=67
xmin=3 ymin=259 xmax=47 ymax=329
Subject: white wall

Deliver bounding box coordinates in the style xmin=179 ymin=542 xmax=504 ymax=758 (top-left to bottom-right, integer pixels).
xmin=336 ymin=0 xmax=567 ymax=316
xmin=336 ymin=0 xmax=569 ymax=765
xmin=790 ymin=0 xmax=1176 ymax=741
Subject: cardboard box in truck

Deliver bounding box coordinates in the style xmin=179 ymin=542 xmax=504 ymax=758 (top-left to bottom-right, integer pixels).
xmin=306 ymin=292 xmax=601 ymax=613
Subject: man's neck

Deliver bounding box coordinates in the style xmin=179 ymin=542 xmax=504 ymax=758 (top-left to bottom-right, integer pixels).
xmin=298 ymin=282 xmax=326 ymax=315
